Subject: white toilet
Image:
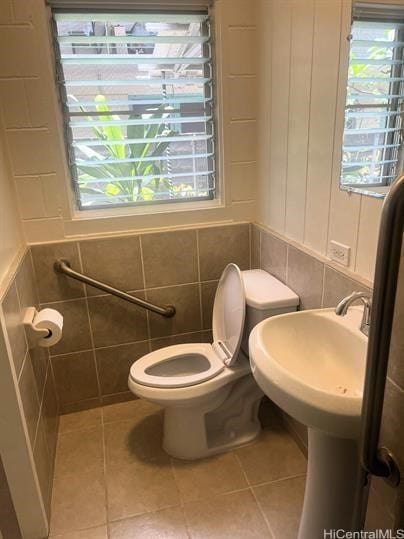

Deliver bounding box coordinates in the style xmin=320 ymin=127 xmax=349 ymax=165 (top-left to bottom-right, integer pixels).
xmin=128 ymin=264 xmax=299 ymax=460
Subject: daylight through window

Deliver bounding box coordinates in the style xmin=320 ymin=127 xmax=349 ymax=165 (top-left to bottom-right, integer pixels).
xmin=341 ymin=4 xmax=404 ymax=188
xmin=52 ymin=10 xmax=215 ymax=209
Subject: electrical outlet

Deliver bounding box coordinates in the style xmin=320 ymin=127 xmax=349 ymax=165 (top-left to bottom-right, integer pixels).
xmin=330 ymin=240 xmax=351 ymax=267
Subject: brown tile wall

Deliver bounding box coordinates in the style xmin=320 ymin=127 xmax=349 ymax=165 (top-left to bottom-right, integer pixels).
xmin=5 ymin=221 xmax=400 ymax=529
xmin=252 ymin=224 xmax=373 ymax=453
xmin=30 ymin=223 xmax=251 ymax=413
xmin=0 ymin=250 xmax=59 ymax=521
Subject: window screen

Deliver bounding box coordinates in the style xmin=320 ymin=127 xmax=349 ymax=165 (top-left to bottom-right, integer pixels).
xmin=52 ymin=9 xmax=215 ymax=209
xmin=341 ymin=3 xmax=404 ymax=187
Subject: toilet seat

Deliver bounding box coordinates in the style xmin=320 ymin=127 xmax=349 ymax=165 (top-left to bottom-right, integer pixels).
xmin=130 ymin=263 xmax=246 ymax=389
xmin=130 ymin=343 xmax=225 ymax=388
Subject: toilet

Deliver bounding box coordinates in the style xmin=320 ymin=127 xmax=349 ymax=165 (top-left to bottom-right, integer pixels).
xmin=128 ymin=264 xmax=299 ymax=460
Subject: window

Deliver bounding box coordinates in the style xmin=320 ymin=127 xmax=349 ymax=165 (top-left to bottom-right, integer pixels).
xmin=341 ymin=3 xmax=404 ymax=188
xmin=51 ymin=6 xmax=215 ymax=209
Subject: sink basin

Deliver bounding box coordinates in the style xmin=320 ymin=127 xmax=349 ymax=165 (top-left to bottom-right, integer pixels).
xmin=249 ymin=307 xmax=369 ymax=538
xmin=249 ymin=307 xmax=367 ymax=439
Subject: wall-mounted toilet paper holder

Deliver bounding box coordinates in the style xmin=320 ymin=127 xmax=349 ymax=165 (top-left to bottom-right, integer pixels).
xmin=23 ymin=307 xmax=51 ymax=348
xmin=23 ymin=307 xmax=64 ymax=349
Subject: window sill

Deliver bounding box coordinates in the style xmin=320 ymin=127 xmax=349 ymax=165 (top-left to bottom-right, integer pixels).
xmin=341 ymin=185 xmax=389 ymax=200
xmin=71 ymin=197 xmax=224 ymax=221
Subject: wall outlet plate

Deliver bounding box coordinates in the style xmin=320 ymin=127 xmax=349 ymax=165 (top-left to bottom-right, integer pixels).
xmin=330 ymin=240 xmax=351 ymax=267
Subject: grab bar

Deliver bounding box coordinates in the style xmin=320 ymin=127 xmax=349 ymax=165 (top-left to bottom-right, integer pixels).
xmin=54 ymin=259 xmax=176 ymax=318
xmin=360 ymin=174 xmax=404 ymax=486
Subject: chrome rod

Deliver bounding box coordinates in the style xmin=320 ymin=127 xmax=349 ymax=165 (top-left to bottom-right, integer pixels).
xmin=54 ymin=259 xmax=176 ymax=318
xmin=360 ymin=174 xmax=404 ymax=486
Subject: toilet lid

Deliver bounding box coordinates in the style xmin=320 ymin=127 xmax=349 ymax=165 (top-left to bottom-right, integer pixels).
xmin=212 ymin=263 xmax=246 ymax=367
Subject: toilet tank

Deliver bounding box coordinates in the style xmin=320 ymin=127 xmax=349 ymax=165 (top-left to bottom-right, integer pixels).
xmin=240 ymin=269 xmax=299 ymax=356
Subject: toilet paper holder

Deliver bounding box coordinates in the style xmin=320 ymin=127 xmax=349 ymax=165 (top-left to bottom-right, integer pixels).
xmin=23 ymin=307 xmax=52 ymax=348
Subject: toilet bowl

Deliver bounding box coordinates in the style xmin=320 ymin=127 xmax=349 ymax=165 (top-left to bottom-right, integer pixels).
xmin=129 ymin=264 xmax=299 ymax=460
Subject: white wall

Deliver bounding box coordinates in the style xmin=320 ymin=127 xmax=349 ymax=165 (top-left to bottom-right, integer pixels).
xmin=0 ymin=0 xmax=389 ymax=283
xmin=0 ymin=0 xmax=259 ymax=243
xmin=0 ymin=129 xmax=24 ymax=288
xmin=257 ymin=0 xmax=384 ymax=282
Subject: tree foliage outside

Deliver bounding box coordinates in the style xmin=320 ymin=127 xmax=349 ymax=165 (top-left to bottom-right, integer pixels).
xmin=73 ymin=95 xmax=195 ymax=206
xmin=341 ymin=23 xmax=402 ymax=187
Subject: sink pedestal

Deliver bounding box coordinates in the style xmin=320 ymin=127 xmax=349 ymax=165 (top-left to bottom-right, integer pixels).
xmin=298 ymin=429 xmax=365 ymax=539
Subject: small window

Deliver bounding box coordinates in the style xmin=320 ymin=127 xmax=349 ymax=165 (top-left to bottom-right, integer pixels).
xmin=52 ymin=8 xmax=216 ymax=210
xmin=341 ymin=3 xmax=404 ymax=189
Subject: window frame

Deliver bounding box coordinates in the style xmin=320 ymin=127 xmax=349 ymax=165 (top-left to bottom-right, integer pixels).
xmin=340 ymin=6 xmax=404 ymax=190
xmin=50 ymin=5 xmax=220 ymax=213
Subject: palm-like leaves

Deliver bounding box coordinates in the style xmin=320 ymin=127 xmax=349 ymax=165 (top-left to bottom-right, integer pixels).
xmin=74 ymin=95 xmax=178 ymax=205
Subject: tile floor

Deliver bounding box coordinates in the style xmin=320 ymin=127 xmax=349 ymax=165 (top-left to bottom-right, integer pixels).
xmin=49 ymin=398 xmax=307 ymax=539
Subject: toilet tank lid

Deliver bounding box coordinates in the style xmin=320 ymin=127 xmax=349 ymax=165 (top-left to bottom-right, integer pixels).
xmin=242 ymin=269 xmax=299 ymax=310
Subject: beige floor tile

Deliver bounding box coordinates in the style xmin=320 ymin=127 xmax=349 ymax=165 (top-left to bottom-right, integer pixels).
xmin=50 ymin=469 xmax=106 ymax=535
xmin=105 ymin=413 xmax=164 ymax=466
xmin=254 ymin=476 xmax=306 ymax=539
xmin=183 ymin=489 xmax=270 ymax=538
xmin=54 ymin=426 xmax=103 ymax=478
xmin=102 ymin=399 xmax=161 ymax=424
xmin=106 ymin=456 xmax=180 ymax=521
xmin=109 ymin=507 xmax=189 ymax=539
xmin=172 ymin=451 xmax=247 ymax=503
xmin=59 ymin=408 xmax=102 ymax=433
xmin=235 ymin=429 xmax=306 ymax=485
xmin=50 ymin=525 xmax=107 ymax=538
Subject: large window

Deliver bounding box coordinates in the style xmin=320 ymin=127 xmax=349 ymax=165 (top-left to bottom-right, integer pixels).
xmin=52 ymin=8 xmax=215 ymax=209
xmin=341 ymin=3 xmax=404 ymax=189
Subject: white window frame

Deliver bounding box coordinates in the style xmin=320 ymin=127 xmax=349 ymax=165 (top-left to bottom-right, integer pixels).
xmin=340 ymin=1 xmax=404 ymax=191
xmin=47 ymin=0 xmax=224 ymax=219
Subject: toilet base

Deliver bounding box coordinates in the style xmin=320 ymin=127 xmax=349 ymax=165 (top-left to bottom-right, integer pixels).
xmin=162 ymin=374 xmax=264 ymax=460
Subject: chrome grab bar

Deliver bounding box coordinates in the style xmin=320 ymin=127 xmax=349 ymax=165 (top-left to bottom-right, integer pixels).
xmin=360 ymin=174 xmax=404 ymax=486
xmin=54 ymin=259 xmax=176 ymax=318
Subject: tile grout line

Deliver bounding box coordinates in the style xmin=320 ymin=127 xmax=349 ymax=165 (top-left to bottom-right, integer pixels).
xmin=196 ymin=230 xmax=204 ymax=333
xmin=258 ymin=227 xmax=262 ymax=268
xmin=78 ymin=242 xmax=103 ymax=406
xmin=233 ymin=451 xmax=276 ymax=539
xmin=40 ymin=279 xmax=221 ymax=306
xmin=233 ymin=450 xmax=276 ymax=538
xmin=168 ymin=455 xmax=193 ymax=538
xmin=250 ymin=486 xmax=277 ymax=539
xmin=320 ymin=262 xmax=326 ymax=307
xmin=249 ymin=223 xmax=252 ymax=269
xmin=49 ymin=328 xmax=211 ymax=359
xmin=168 ymin=457 xmax=186 ymax=508
xmin=100 ymin=404 xmax=111 ymax=536
xmin=138 ymin=236 xmax=152 ymax=350
xmin=251 ymin=472 xmax=307 ymax=489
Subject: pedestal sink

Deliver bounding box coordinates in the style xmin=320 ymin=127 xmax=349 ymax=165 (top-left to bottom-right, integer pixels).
xmin=249 ymin=307 xmax=368 ymax=538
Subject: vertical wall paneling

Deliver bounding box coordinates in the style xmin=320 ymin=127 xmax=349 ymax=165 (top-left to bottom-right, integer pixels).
xmin=284 ymin=0 xmax=315 ymax=242
xmin=327 ymin=0 xmax=362 ymax=272
xmin=355 ymin=195 xmax=383 ymax=281
xmin=257 ymin=0 xmax=384 ymax=281
xmin=267 ymin=0 xmax=292 ymax=232
xmin=304 ymin=0 xmax=343 ymax=254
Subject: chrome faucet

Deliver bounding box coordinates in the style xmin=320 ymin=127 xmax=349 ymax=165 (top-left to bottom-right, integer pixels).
xmin=335 ymin=291 xmax=372 ymax=336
